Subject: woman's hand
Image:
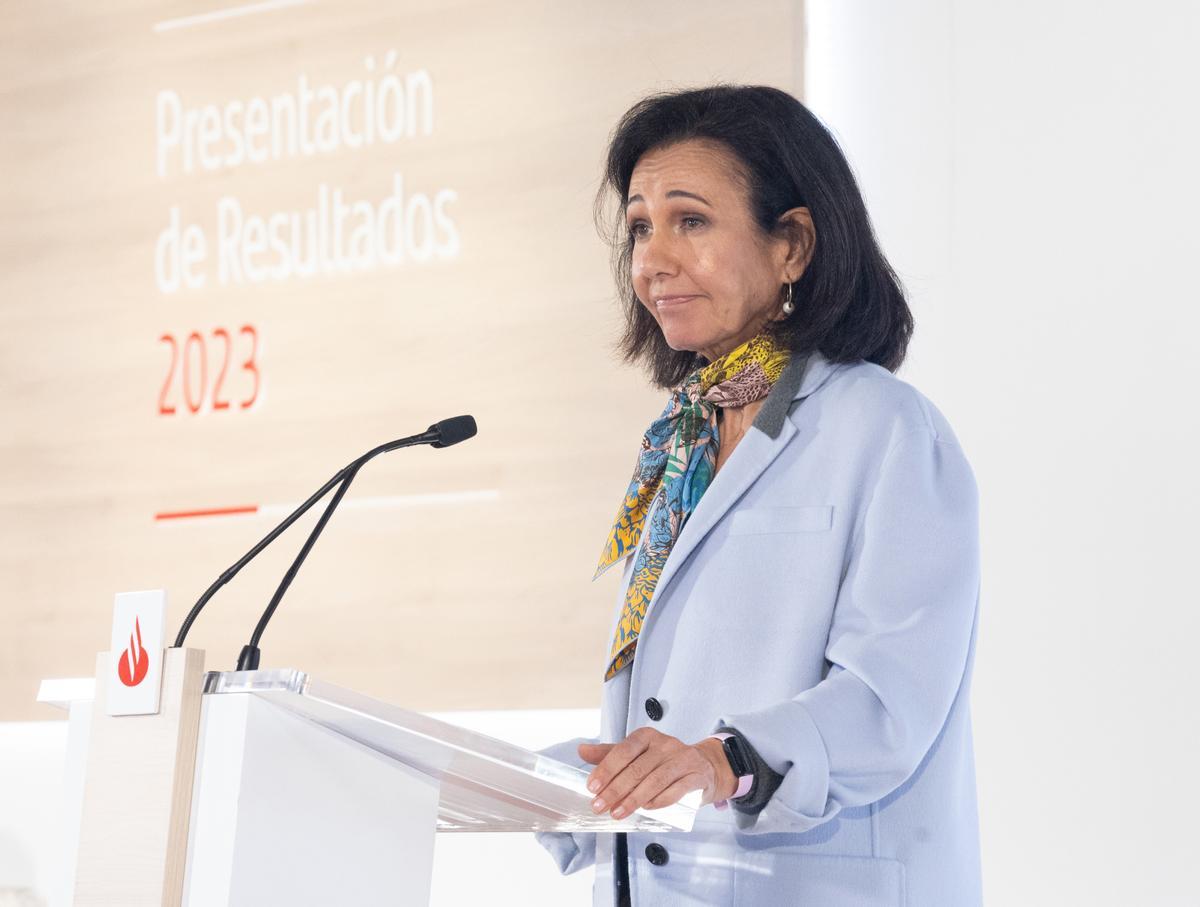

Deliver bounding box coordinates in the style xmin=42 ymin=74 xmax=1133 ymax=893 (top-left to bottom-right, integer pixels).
xmin=579 ymin=727 xmax=737 ymax=819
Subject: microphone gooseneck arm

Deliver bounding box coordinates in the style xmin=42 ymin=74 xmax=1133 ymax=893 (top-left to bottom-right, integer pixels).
xmin=172 ymin=416 xmax=476 ymax=656
xmin=234 ymin=438 xmax=422 ymax=671
xmin=171 ymin=463 xmax=360 ymax=650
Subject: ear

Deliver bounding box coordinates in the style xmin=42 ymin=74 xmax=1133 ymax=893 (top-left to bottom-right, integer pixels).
xmin=775 ymin=207 xmax=816 ymax=282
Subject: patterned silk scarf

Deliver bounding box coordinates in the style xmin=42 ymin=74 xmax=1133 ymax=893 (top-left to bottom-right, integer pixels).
xmin=595 ymin=333 xmax=791 ymax=680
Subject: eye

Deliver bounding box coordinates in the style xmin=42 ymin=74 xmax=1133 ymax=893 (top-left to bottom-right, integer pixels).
xmin=680 ymin=215 xmax=706 ymax=230
xmin=627 ymin=221 xmax=650 ymax=243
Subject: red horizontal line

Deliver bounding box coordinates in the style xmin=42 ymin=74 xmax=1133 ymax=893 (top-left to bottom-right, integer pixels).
xmin=155 ymin=505 xmax=259 ymax=521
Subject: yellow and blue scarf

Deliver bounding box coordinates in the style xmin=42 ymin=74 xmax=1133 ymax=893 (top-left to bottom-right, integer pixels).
xmin=596 ymin=334 xmax=791 ymax=680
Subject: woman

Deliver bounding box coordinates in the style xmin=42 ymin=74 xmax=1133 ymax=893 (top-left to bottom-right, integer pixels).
xmin=538 ymin=86 xmax=981 ymax=907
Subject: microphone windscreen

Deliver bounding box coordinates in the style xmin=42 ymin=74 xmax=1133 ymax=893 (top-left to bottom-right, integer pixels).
xmin=431 ymin=415 xmax=477 ymax=448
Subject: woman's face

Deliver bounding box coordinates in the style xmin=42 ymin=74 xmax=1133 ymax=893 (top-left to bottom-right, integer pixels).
xmin=625 ymin=139 xmax=809 ymax=361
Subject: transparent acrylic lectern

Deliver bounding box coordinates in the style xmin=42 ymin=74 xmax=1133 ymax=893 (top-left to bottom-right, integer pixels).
xmin=202 ymin=668 xmax=699 ymax=834
xmin=184 ymin=669 xmax=698 ymax=905
xmin=41 ymin=661 xmax=698 ymax=907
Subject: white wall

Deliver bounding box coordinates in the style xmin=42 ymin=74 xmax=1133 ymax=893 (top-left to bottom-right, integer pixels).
xmin=0 ymin=723 xmax=69 ymax=905
xmin=806 ymin=2 xmax=1200 ymax=904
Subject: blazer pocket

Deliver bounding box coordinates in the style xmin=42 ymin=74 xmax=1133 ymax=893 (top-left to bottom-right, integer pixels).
xmin=728 ymin=505 xmax=834 ymax=535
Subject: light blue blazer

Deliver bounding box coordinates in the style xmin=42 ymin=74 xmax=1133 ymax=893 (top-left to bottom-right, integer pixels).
xmin=537 ymin=351 xmax=983 ymax=906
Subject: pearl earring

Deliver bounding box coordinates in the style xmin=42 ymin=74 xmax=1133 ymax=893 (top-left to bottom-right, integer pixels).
xmin=781 ymin=282 xmax=795 ymax=316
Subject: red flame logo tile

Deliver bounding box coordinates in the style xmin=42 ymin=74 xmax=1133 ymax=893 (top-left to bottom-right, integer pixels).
xmin=117 ymin=616 xmax=150 ymax=687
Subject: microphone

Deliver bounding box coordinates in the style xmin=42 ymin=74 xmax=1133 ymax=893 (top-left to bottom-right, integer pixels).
xmin=431 ymin=414 xmax=477 ymax=448
xmin=171 ymin=416 xmax=478 ymax=670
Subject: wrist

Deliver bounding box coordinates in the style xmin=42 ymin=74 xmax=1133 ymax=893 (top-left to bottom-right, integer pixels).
xmin=696 ymin=737 xmax=738 ymax=802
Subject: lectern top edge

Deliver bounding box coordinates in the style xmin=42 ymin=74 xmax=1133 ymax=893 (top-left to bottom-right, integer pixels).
xmin=40 ymin=664 xmax=700 ymax=835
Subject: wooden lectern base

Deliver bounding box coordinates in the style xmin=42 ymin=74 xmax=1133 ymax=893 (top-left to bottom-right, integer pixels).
xmin=73 ymin=647 xmax=205 ymax=907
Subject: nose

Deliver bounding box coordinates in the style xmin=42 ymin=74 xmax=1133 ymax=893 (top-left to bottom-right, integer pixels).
xmin=634 ymin=228 xmax=679 ymax=281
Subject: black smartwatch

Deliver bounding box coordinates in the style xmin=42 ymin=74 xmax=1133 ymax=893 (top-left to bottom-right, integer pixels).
xmin=709 ymin=732 xmax=755 ymax=803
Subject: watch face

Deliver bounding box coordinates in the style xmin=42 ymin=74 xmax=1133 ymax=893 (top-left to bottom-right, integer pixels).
xmin=722 ymin=735 xmax=753 ymax=778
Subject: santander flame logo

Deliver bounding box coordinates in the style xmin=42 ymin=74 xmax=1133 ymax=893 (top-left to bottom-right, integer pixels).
xmin=117 ymin=616 xmax=151 ymax=687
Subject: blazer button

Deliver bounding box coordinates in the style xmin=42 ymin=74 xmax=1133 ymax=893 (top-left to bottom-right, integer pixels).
xmin=644 ymin=697 xmax=664 ymax=721
xmin=644 ymin=843 xmax=669 ymax=866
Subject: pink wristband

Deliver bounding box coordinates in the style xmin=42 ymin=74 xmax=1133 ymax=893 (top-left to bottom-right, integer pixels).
xmin=708 ymin=733 xmax=754 ymax=811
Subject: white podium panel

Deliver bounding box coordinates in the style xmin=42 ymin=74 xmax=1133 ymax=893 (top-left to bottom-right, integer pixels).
xmin=204 ymin=668 xmax=697 ymax=834
xmin=183 ymin=692 xmax=439 ymax=907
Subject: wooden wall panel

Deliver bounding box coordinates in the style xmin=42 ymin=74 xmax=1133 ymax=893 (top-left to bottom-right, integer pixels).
xmin=0 ymin=0 xmax=803 ymax=720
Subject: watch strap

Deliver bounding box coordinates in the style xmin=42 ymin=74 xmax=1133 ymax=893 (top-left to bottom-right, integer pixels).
xmin=708 ymin=732 xmax=754 ymax=810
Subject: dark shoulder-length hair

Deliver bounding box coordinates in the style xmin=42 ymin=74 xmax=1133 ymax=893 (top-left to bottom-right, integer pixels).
xmin=599 ymin=85 xmax=912 ymax=388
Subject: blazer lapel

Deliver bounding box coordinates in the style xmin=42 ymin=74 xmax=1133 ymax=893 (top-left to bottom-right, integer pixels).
xmin=645 ymin=416 xmax=799 ymax=612
xmin=638 ymin=351 xmax=839 ymax=626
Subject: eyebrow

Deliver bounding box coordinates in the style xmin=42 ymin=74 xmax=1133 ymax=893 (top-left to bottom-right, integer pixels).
xmin=625 ymin=190 xmax=713 ymax=208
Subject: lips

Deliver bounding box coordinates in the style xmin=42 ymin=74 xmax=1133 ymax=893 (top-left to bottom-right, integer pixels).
xmin=654 ymin=295 xmax=700 ymax=308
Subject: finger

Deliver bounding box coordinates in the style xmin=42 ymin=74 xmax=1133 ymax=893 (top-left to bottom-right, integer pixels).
xmin=578 ymin=742 xmax=613 ymax=765
xmin=611 ymin=760 xmax=701 ymax=819
xmin=593 ymin=744 xmax=673 ymax=814
xmin=587 ymin=731 xmax=655 ymax=798
xmin=642 ymin=776 xmax=706 ymax=811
